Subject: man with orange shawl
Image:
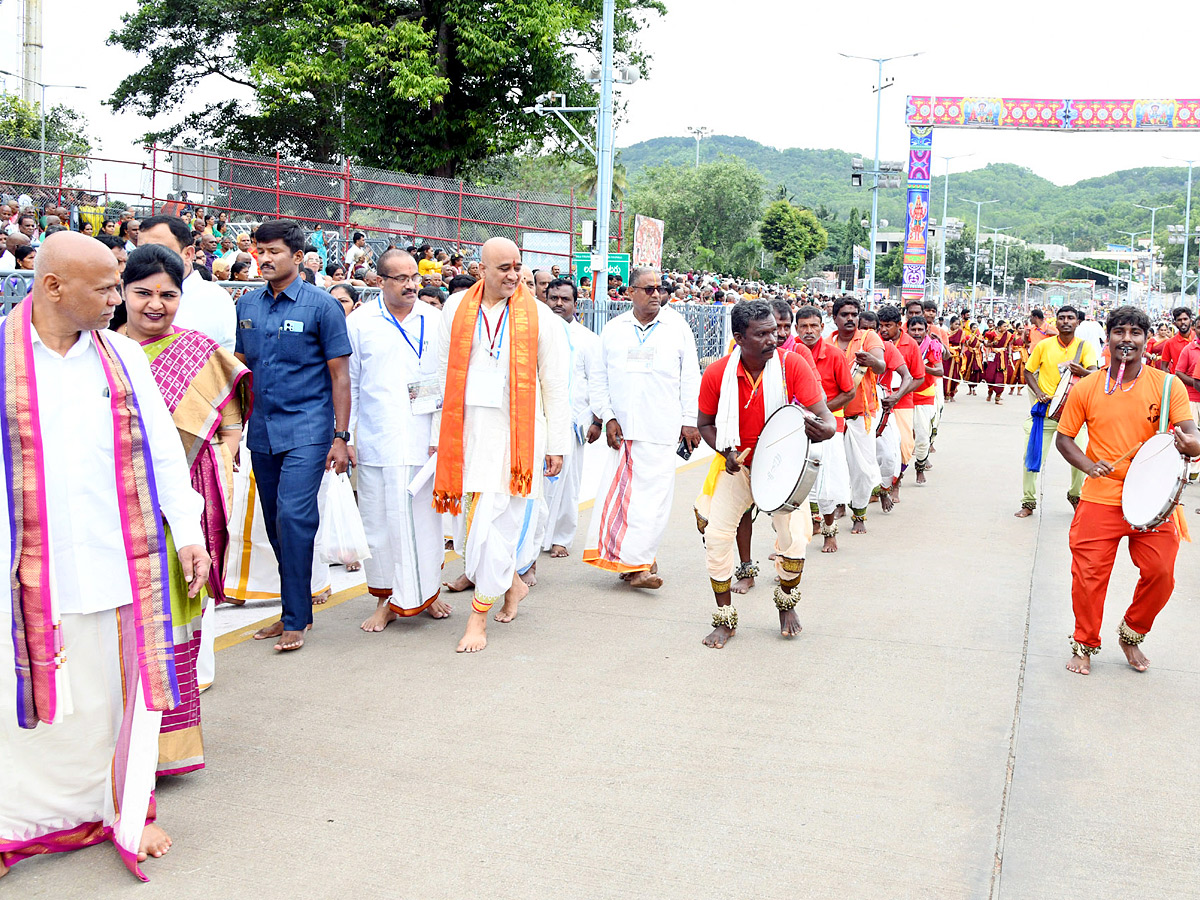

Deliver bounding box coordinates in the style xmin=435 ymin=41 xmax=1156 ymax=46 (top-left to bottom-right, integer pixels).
xmin=0 ymin=233 xmax=208 ymax=881
xmin=432 ymin=238 xmax=569 ymax=654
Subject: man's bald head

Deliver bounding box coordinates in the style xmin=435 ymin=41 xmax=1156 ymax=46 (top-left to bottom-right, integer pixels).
xmin=32 ymin=232 xmax=123 ymax=336
xmin=479 ymin=237 xmax=522 ymax=302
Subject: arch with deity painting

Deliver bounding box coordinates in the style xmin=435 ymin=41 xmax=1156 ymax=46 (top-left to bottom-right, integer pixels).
xmin=899 ymin=96 xmax=1200 ymax=304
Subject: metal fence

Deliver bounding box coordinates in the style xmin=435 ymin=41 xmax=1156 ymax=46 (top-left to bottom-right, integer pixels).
xmin=0 ymin=139 xmax=622 ymax=268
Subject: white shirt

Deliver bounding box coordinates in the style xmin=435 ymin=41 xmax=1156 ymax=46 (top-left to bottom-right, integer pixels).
xmin=0 ymin=327 xmax=204 ymax=615
xmin=562 ymin=318 xmax=600 ymax=453
xmin=348 ymin=299 xmax=441 ymax=467
xmin=592 ymin=306 xmax=700 ymax=446
xmin=1075 ymin=320 xmax=1106 ymax=357
xmin=173 ymin=269 xmax=237 ymax=352
xmin=0 ymin=251 xmax=14 ymax=270
xmin=433 ymin=294 xmax=569 ymax=498
xmin=345 ymin=245 xmax=368 ymax=269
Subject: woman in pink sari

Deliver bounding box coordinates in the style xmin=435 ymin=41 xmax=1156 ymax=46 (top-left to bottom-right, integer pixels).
xmin=120 ymin=245 xmax=250 ymax=775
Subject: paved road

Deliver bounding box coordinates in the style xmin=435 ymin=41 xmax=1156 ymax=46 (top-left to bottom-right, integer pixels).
xmin=13 ymin=397 xmax=1200 ymax=898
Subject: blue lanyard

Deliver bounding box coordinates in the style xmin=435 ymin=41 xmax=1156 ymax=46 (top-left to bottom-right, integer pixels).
xmin=633 ymin=320 xmax=659 ymax=346
xmin=379 ymin=300 xmax=424 ymax=359
xmin=477 ymin=305 xmax=509 ymax=359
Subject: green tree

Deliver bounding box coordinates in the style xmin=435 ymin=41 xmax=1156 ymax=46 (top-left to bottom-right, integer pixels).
xmin=0 ymin=95 xmax=92 ymax=184
xmin=626 ymin=157 xmax=765 ymax=271
xmin=878 ymin=245 xmax=903 ymax=286
xmin=107 ymin=0 xmax=665 ymax=177
xmin=759 ymin=200 xmax=828 ymax=272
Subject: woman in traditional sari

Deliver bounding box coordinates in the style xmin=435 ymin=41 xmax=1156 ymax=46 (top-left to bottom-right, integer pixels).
xmin=959 ymin=321 xmax=984 ymax=395
xmin=946 ymin=317 xmax=965 ymax=401
xmin=982 ymin=321 xmax=1015 ymax=404
xmin=120 ymin=245 xmax=251 ymax=775
xmin=1008 ymin=326 xmax=1027 ymax=395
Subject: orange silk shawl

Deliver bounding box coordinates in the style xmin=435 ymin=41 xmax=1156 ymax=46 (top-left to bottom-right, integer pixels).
xmin=433 ymin=280 xmax=539 ymax=514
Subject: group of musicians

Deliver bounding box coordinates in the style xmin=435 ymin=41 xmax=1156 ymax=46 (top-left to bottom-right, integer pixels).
xmin=703 ymin=296 xmax=1199 ymax=675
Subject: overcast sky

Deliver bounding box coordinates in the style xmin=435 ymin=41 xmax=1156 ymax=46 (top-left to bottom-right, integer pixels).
xmin=5 ymin=0 xmax=1200 ymax=190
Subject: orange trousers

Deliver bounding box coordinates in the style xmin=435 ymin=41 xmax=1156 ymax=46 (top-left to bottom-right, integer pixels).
xmin=1068 ymin=500 xmax=1179 ymax=649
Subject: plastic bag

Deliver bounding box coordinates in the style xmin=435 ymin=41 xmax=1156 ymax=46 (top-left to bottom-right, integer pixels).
xmin=316 ymin=470 xmax=371 ymax=566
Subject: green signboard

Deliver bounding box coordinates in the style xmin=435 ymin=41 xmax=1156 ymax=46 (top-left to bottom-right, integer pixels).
xmin=573 ymin=252 xmax=631 ymax=284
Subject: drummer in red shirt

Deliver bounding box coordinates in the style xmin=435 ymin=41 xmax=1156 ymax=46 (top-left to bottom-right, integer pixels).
xmin=696 ymin=301 xmax=836 ymax=650
xmin=877 ymin=305 xmax=925 ymax=496
xmin=1055 ymin=305 xmax=1200 ymax=675
xmin=1159 ymin=306 xmax=1194 ymax=373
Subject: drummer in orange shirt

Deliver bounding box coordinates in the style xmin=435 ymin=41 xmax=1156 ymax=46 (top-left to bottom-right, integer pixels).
xmin=1055 ymin=305 xmax=1200 ymax=675
xmin=696 ymin=301 xmax=835 ymax=649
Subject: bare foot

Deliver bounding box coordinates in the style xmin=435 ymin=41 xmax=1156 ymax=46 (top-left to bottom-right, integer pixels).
xmin=222 ymin=597 xmax=246 ymax=607
xmin=703 ymin=624 xmax=734 ymax=648
xmin=779 ymin=609 xmax=803 ymax=637
xmin=444 ymin=538 xmax=454 ymax=550
xmin=889 ymin=482 xmax=901 ymax=504
xmin=313 ymin=587 xmax=331 ymax=605
xmin=916 ymin=469 xmax=927 ymax=485
xmin=274 ymin=629 xmax=306 ymax=651
xmin=834 ymin=504 xmax=846 ymax=519
xmin=628 ymin=570 xmax=663 ymax=589
xmin=138 ymin=822 xmax=172 ymax=862
xmin=1120 ymin=640 xmax=1150 ymax=672
xmin=361 ymin=599 xmax=397 ymax=633
xmin=426 ymin=598 xmax=452 ymax=619
xmin=851 ymin=517 xmax=866 ymax=535
xmin=495 ymin=572 xmax=529 ymax=622
xmin=520 ymin=563 xmax=537 ymax=587
xmin=1014 ymin=507 xmax=1034 ymax=518
xmin=549 ymin=544 xmax=569 ymax=558
xmin=345 ymin=562 xmax=361 ymax=572
xmin=731 ymin=575 xmax=755 ymax=594
xmin=1066 ymin=652 xmax=1091 ymax=675
xmin=253 ymin=621 xmax=285 ymax=641
xmin=879 ymin=490 xmax=895 ymax=513
xmin=821 ymin=534 xmax=838 ymax=553
xmin=456 ymin=611 xmax=487 ymax=652
xmin=0 ymin=861 xmax=7 ymax=878
xmin=443 ymin=574 xmax=474 ymax=593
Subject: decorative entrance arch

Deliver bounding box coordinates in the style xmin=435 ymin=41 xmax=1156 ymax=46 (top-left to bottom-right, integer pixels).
xmin=899 ymin=95 xmax=1200 ymax=303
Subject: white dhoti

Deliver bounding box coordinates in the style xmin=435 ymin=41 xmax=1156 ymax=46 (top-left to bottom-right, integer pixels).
xmin=913 ymin=403 xmax=936 ymax=466
xmin=842 ymin=416 xmax=881 ymax=511
xmin=542 ymin=445 xmax=586 ymax=552
xmin=583 ymin=439 xmax=675 ymax=573
xmin=877 ymin=415 xmax=901 ymax=486
xmin=462 ymin=491 xmax=531 ymax=610
xmin=358 ymin=464 xmax=444 ymax=615
xmin=0 ymin=607 xmax=162 ymax=880
xmin=516 ymin=497 xmax=547 ymax=576
xmin=705 ymin=467 xmax=810 ymax=587
xmin=807 ymin=428 xmax=851 ymax=515
xmin=1190 ymin=401 xmax=1200 ymax=480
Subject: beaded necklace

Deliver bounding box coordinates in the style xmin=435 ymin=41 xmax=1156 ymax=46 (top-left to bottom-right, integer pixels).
xmin=1103 ymin=359 xmax=1141 ymax=395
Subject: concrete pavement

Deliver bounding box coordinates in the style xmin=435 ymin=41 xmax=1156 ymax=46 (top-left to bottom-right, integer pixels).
xmin=11 ymin=395 xmax=1200 ymax=898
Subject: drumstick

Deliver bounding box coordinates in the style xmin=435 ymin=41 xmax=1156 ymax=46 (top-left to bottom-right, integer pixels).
xmin=735 ymin=447 xmax=751 ymax=465
xmin=1096 ymin=440 xmax=1148 ymax=478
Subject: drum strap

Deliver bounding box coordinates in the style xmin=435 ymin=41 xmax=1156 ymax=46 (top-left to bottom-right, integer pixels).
xmin=1158 ymin=373 xmax=1173 ymax=434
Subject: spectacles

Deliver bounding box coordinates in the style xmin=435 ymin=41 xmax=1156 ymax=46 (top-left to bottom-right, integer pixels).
xmin=633 ymin=284 xmax=666 ymax=295
xmin=380 ymin=272 xmax=422 ymax=284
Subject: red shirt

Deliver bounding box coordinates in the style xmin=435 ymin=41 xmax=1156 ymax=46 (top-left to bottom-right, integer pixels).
xmin=914 ymin=337 xmax=942 ymax=406
xmin=837 ymin=329 xmax=886 ymax=418
xmin=880 ymin=341 xmax=904 ymax=398
xmin=1181 ymin=340 xmax=1200 ymax=402
xmin=891 ymin=331 xmax=926 ymax=410
xmin=806 ymin=338 xmax=854 ymax=432
xmin=698 ymin=349 xmax=824 ymax=465
xmin=1161 ymin=331 xmax=1194 ymax=373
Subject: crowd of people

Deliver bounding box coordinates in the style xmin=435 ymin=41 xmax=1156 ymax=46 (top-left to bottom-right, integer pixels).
xmin=2 ymin=211 xmax=1199 ymax=885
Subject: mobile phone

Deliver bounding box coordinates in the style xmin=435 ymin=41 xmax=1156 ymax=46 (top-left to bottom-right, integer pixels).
xmin=676 ymin=438 xmax=692 ymax=460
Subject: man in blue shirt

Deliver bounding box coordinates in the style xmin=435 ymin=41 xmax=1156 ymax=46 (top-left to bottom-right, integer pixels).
xmin=235 ymin=219 xmax=352 ymax=652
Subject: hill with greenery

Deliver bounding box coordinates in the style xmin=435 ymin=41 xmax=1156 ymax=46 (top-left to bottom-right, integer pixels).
xmin=619 ymin=135 xmax=1196 ymax=252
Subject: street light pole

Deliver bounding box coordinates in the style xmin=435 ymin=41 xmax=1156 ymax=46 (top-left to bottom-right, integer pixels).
xmin=938 ymin=153 xmax=972 ymax=312
xmin=1135 ymin=203 xmax=1170 ymax=312
xmin=838 ymin=50 xmax=923 ymax=302
xmin=1116 ymin=229 xmax=1148 ymax=306
xmin=960 ymin=197 xmax=999 ymax=309
xmin=593 ymin=0 xmax=616 ymax=299
xmin=0 ymin=69 xmax=85 ymax=186
xmin=987 ymin=226 xmax=1012 ymax=299
xmin=1166 ymin=157 xmax=1195 ymax=298
xmin=686 ymin=125 xmax=711 ymax=169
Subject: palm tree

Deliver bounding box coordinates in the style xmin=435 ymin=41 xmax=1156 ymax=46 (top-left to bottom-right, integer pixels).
xmin=577 ymin=163 xmax=628 ymax=204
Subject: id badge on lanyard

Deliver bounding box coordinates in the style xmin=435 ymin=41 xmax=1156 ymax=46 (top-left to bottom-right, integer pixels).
xmin=466 ymin=306 xmax=509 ymax=408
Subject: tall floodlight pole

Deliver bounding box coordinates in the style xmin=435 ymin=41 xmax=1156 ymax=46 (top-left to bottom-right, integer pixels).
xmin=592 ymin=0 xmax=616 ymax=299
xmin=938 ymin=153 xmax=972 ymax=310
xmin=1116 ymin=229 xmax=1148 ymax=305
xmin=838 ymin=50 xmax=924 ymax=302
xmin=987 ymin=226 xmax=1013 ymax=299
xmin=687 ymin=126 xmax=711 ymax=168
xmin=960 ymin=197 xmax=999 ymax=307
xmin=1165 ymin=157 xmax=1195 ymax=297
xmin=1135 ymin=203 xmax=1170 ymax=312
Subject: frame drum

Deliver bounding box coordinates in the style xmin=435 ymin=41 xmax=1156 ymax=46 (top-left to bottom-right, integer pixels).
xmin=1121 ymin=433 xmax=1188 ymax=531
xmin=1047 ymin=365 xmax=1079 ymax=422
xmin=750 ymin=405 xmax=824 ymax=514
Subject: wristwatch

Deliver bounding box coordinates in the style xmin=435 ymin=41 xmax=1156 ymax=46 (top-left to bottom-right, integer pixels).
xmin=333 ymin=431 xmax=351 ymax=442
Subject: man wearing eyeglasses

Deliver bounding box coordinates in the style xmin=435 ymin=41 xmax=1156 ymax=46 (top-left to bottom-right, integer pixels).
xmin=584 ymin=267 xmax=701 ymax=589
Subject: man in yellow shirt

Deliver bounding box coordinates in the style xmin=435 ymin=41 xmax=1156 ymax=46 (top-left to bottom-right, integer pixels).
xmin=1016 ymin=305 xmax=1098 ymax=517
